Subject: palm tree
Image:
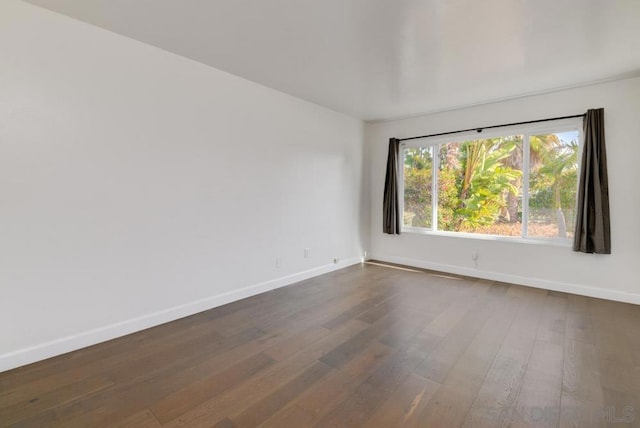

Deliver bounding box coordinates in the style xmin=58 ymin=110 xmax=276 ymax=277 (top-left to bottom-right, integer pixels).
xmin=457 ymin=138 xmax=520 ymax=229
xmin=535 ymin=140 xmax=578 ymax=237
xmin=503 ymin=134 xmax=563 ymax=225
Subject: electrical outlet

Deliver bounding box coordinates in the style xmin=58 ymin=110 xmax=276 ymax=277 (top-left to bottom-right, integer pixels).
xmin=304 ymin=248 xmax=311 ymax=259
xmin=333 ymin=258 xmax=339 ymax=264
xmin=276 ymin=256 xmax=282 ymax=269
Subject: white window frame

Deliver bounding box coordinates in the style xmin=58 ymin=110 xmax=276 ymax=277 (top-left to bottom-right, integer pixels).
xmin=400 ymin=117 xmax=583 ymax=246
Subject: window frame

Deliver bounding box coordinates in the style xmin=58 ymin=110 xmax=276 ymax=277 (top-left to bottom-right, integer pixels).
xmin=399 ymin=117 xmax=583 ymax=246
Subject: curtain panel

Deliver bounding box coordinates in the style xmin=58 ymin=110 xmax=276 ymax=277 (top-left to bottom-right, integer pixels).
xmin=383 ymin=138 xmax=401 ymax=234
xmin=573 ymin=108 xmax=611 ymax=254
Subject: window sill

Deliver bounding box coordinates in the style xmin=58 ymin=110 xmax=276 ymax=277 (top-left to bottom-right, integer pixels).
xmin=401 ymin=227 xmax=573 ymax=248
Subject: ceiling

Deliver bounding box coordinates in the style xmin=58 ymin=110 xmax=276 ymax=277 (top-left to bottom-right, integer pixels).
xmin=24 ymin=0 xmax=640 ymax=121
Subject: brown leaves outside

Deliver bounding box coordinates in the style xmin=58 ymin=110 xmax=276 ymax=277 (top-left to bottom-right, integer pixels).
xmin=455 ymin=222 xmax=573 ymax=238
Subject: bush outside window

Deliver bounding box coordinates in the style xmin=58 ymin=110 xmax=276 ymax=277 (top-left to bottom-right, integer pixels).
xmin=401 ymin=120 xmax=581 ymax=242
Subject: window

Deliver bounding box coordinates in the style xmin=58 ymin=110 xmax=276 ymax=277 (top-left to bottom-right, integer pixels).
xmin=401 ymin=119 xmax=581 ymax=243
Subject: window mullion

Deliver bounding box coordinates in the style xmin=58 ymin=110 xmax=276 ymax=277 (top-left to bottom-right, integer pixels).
xmin=432 ymin=145 xmax=439 ymax=231
xmin=522 ymin=134 xmax=530 ymax=238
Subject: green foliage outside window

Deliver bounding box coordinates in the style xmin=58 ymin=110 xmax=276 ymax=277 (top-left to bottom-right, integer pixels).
xmin=403 ymin=131 xmax=579 ymax=238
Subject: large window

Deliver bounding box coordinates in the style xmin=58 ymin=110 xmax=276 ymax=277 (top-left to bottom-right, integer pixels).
xmin=402 ymin=119 xmax=581 ymax=242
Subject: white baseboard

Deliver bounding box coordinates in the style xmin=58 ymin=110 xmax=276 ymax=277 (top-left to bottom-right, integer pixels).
xmin=370 ymin=254 xmax=640 ymax=305
xmin=0 ymin=257 xmax=363 ymax=373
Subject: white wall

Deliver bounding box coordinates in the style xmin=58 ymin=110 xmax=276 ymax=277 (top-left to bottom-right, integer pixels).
xmin=367 ymin=76 xmax=640 ymax=304
xmin=0 ymin=1 xmax=365 ymax=371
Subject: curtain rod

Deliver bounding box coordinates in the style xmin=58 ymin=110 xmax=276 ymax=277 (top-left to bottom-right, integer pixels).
xmin=398 ymin=113 xmax=586 ymax=142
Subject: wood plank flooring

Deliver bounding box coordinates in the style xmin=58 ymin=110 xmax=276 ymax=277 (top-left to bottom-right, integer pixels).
xmin=1 ymin=262 xmax=639 ymax=427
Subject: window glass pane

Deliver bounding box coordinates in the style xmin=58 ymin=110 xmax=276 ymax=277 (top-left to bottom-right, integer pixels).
xmin=527 ymin=131 xmax=579 ymax=239
xmin=403 ymin=147 xmax=433 ymax=228
xmin=438 ymin=136 xmax=523 ymax=236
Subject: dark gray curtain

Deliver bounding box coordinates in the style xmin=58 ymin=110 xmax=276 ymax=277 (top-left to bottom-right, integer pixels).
xmin=383 ymin=138 xmax=401 ymax=234
xmin=573 ymin=108 xmax=611 ymax=254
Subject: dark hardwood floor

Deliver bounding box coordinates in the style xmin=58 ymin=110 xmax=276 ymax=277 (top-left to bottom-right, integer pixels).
xmin=1 ymin=262 xmax=639 ymax=427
